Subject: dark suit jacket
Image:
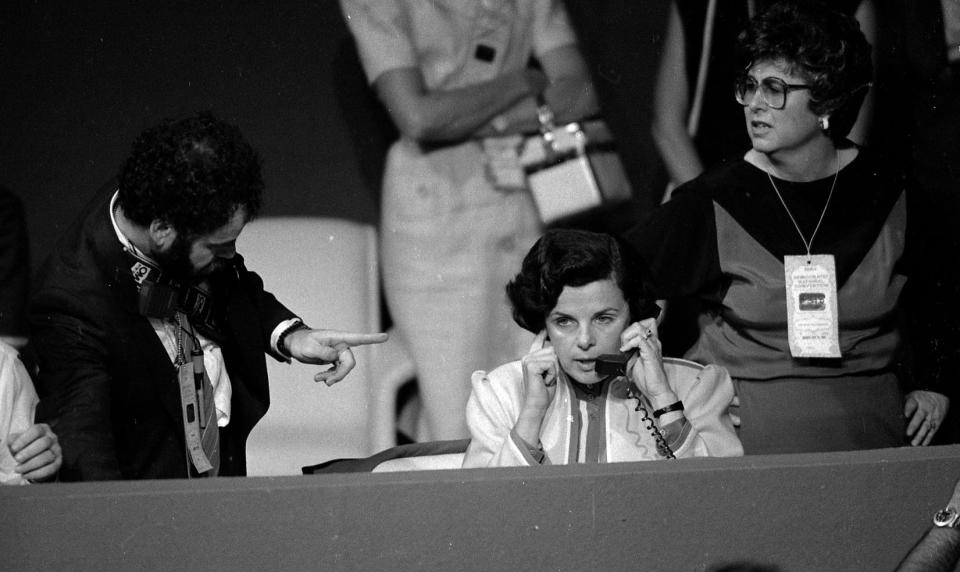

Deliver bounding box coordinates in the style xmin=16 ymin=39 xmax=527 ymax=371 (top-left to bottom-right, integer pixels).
xmin=0 ymin=186 xmax=29 ymax=339
xmin=31 ymin=190 xmax=296 ymax=481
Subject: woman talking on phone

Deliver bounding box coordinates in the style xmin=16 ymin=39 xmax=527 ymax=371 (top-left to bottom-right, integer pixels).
xmin=462 ymin=229 xmax=741 ymax=467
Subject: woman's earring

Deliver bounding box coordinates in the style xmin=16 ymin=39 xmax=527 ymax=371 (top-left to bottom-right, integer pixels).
xmin=818 ymin=116 xmax=830 ymax=131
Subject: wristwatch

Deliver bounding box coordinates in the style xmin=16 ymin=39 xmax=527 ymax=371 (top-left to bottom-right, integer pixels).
xmin=933 ymin=506 xmax=960 ymax=529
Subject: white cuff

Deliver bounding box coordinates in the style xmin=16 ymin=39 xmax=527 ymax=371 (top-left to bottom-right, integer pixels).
xmin=269 ymin=318 xmax=303 ymax=363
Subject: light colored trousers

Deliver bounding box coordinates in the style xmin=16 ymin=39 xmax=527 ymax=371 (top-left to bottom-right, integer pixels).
xmin=381 ymin=138 xmax=541 ymax=440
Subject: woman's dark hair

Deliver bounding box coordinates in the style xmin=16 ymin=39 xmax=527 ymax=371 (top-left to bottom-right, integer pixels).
xmin=506 ymin=229 xmax=658 ymax=333
xmin=736 ymin=0 xmax=872 ymax=143
xmin=117 ymin=111 xmax=264 ymax=238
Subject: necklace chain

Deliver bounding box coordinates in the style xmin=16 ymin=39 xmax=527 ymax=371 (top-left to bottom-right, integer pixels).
xmin=765 ymin=149 xmax=840 ymax=260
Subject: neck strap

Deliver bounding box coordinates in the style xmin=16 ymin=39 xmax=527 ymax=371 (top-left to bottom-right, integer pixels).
xmin=123 ymin=248 xmax=222 ymax=341
xmin=765 ymin=149 xmax=841 ymax=261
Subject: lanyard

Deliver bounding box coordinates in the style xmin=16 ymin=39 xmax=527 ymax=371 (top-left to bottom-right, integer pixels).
xmin=765 ymin=149 xmax=840 ymax=262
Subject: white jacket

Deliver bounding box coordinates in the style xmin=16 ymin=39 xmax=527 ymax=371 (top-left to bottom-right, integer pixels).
xmin=463 ymin=355 xmax=742 ymax=467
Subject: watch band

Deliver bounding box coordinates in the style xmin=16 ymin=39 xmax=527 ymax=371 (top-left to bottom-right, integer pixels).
xmin=653 ymin=401 xmax=685 ymax=419
xmin=933 ymin=506 xmax=960 ymax=529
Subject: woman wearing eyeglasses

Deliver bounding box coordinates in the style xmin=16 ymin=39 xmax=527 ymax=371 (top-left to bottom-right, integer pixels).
xmin=623 ymin=0 xmax=958 ymax=454
xmin=651 ymin=0 xmax=876 ymax=191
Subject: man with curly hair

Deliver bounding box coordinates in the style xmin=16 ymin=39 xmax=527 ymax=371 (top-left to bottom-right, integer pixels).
xmin=29 ymin=112 xmax=387 ymax=481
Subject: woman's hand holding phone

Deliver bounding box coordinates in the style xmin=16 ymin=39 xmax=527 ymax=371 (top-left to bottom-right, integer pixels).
xmin=620 ymin=318 xmax=677 ymax=410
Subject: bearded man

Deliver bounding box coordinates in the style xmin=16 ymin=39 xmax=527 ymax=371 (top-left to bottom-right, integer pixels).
xmin=30 ymin=112 xmax=386 ymax=481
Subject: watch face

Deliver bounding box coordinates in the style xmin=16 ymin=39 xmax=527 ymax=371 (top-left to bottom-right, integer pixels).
xmin=934 ymin=507 xmax=960 ymax=528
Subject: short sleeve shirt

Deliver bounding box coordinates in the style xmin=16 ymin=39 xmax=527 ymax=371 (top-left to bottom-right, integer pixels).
xmin=340 ymin=0 xmax=578 ymax=90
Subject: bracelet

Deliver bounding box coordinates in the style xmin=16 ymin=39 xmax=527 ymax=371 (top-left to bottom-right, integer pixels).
xmin=653 ymin=401 xmax=684 ymax=419
xmin=277 ymin=320 xmax=310 ymax=358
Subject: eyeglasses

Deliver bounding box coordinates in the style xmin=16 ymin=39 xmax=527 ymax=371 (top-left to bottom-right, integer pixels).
xmin=734 ymin=76 xmax=811 ymax=110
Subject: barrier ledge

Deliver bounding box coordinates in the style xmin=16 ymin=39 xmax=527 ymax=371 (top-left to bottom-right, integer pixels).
xmin=4 ymin=444 xmax=960 ymax=571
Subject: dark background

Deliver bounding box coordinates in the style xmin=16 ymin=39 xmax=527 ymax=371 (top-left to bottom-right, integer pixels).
xmin=0 ymin=0 xmax=669 ymax=277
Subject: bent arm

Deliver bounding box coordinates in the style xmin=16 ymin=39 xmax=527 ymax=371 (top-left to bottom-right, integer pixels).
xmin=372 ymin=66 xmax=541 ymax=142
xmin=848 ymin=0 xmax=877 ymax=145
xmin=897 ymin=529 xmax=960 ymax=571
xmin=32 ymin=313 xmax=122 ymax=481
xmin=897 ymin=477 xmax=960 ymax=571
xmin=473 ymin=43 xmax=600 ymax=139
xmin=651 ymin=1 xmax=704 ymax=187
xmin=665 ymin=361 xmax=743 ymax=457
xmin=901 ymin=179 xmax=960 ymax=441
xmin=463 ymin=368 xmax=544 ymax=468
xmin=531 ymin=43 xmax=599 ymax=125
xmin=373 ymin=42 xmax=598 ymax=143
xmin=226 ymin=258 xmax=298 ymax=360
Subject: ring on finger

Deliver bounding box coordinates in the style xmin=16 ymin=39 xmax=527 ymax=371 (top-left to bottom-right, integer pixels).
xmin=641 ymin=329 xmax=653 ymax=340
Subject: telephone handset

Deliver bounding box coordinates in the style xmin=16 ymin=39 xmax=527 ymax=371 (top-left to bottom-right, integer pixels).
xmin=596 ymin=304 xmax=660 ymax=377
xmin=594 ymin=348 xmax=676 ymax=459
xmin=595 ymin=350 xmax=637 ymax=377
xmin=540 ymin=334 xmax=639 ymax=373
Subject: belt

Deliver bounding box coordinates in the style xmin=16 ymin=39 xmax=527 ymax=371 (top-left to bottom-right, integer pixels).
xmin=418 ymin=132 xmax=539 ymax=154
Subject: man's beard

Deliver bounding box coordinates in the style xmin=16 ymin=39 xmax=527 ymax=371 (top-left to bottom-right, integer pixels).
xmin=154 ymin=233 xmax=233 ymax=283
xmin=154 ymin=234 xmax=229 ymax=283
xmin=153 ymin=234 xmax=197 ymax=282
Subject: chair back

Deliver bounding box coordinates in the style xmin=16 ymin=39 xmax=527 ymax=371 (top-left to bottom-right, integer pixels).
xmin=238 ymin=217 xmax=379 ymax=475
xmin=371 ymin=453 xmax=464 ymax=472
